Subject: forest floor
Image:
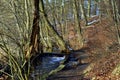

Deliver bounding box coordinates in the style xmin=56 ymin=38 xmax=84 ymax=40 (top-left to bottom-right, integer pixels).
xmin=47 ymin=17 xmax=120 ymax=80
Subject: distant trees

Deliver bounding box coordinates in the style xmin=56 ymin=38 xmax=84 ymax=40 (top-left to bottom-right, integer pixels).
xmin=87 ymin=0 xmax=92 ymax=17
xmin=102 ymin=0 xmax=120 ymax=44
xmin=92 ymin=0 xmax=120 ymax=44
xmin=40 ymin=0 xmax=69 ymax=52
xmin=29 ymin=0 xmax=120 ymax=52
xmin=0 ymin=0 xmax=120 ymax=61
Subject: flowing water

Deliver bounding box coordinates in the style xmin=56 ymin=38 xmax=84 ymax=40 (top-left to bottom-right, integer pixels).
xmin=31 ymin=55 xmax=65 ymax=77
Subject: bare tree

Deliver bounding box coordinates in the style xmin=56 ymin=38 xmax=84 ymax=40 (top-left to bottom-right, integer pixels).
xmin=80 ymin=0 xmax=88 ymax=25
xmin=40 ymin=0 xmax=69 ymax=53
xmin=73 ymin=0 xmax=84 ymax=48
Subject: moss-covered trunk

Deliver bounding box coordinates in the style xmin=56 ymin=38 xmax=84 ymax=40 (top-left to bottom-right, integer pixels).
xmin=40 ymin=0 xmax=69 ymax=53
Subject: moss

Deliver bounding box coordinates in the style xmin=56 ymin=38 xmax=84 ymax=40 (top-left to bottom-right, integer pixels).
xmin=49 ymin=64 xmax=65 ymax=75
xmin=112 ymin=64 xmax=120 ymax=75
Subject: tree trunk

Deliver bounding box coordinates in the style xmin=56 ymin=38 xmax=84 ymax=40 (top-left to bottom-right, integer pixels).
xmin=80 ymin=0 xmax=88 ymax=25
xmin=93 ymin=0 xmax=97 ymax=15
xmin=116 ymin=0 xmax=120 ymax=14
xmin=88 ymin=0 xmax=91 ymax=17
xmin=40 ymin=0 xmax=69 ymax=53
xmin=26 ymin=0 xmax=40 ymax=58
xmin=73 ymin=0 xmax=83 ymax=48
xmin=111 ymin=0 xmax=120 ymax=44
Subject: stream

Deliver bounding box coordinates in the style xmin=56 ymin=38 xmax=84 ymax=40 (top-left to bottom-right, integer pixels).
xmin=31 ymin=49 xmax=85 ymax=78
xmin=31 ymin=54 xmax=66 ymax=77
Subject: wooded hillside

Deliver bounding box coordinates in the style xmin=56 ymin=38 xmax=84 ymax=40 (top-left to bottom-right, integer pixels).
xmin=0 ymin=0 xmax=120 ymax=80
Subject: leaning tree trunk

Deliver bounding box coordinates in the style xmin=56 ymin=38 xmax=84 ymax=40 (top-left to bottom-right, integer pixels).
xmin=73 ymin=0 xmax=84 ymax=48
xmin=111 ymin=0 xmax=120 ymax=44
xmin=40 ymin=0 xmax=69 ymax=53
xmin=26 ymin=0 xmax=40 ymax=58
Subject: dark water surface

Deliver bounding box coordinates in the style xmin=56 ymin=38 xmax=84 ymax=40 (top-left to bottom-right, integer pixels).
xmin=31 ymin=55 xmax=65 ymax=77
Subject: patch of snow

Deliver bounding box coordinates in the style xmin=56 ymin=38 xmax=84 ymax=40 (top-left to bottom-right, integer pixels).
xmin=91 ymin=15 xmax=98 ymax=18
xmin=87 ymin=19 xmax=99 ymax=25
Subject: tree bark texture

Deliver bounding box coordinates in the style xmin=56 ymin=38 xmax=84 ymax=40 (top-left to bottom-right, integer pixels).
xmin=40 ymin=0 xmax=69 ymax=53
xmin=26 ymin=0 xmax=40 ymax=58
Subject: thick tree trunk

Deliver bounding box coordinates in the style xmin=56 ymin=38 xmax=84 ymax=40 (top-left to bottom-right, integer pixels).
xmin=26 ymin=0 xmax=40 ymax=58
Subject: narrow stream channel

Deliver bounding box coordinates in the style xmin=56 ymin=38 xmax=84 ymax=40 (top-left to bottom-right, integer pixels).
xmin=31 ymin=55 xmax=66 ymax=77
